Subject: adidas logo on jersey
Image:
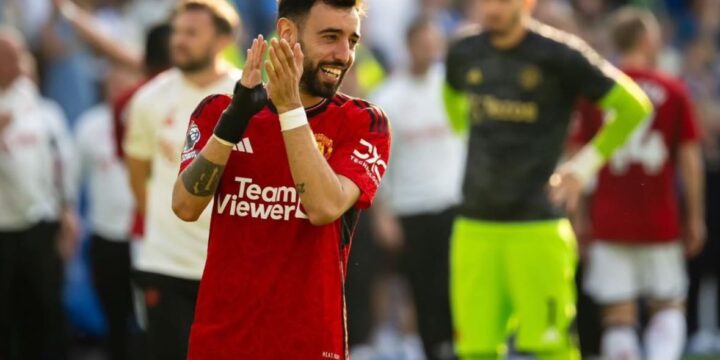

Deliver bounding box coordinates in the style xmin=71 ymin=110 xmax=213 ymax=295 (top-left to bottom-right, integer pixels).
xmin=233 ymin=138 xmax=254 ymax=153
xmin=216 ymin=177 xmax=308 ymax=221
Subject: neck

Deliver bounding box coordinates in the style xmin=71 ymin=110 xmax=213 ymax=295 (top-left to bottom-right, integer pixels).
xmin=300 ymin=92 xmax=324 ymax=109
xmin=490 ymin=17 xmax=528 ymax=50
xmin=621 ymin=51 xmax=654 ymax=70
xmin=181 ymin=58 xmax=227 ymax=88
xmin=410 ymin=62 xmax=430 ymax=77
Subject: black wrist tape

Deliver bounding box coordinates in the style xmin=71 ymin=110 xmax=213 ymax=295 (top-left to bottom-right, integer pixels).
xmin=213 ymin=83 xmax=267 ymax=144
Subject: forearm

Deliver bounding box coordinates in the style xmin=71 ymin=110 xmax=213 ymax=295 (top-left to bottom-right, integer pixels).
xmin=172 ymin=137 xmax=232 ymax=221
xmin=679 ymin=142 xmax=705 ymax=221
xmin=568 ymin=77 xmax=653 ymax=184
xmin=282 ymin=125 xmax=357 ymax=225
xmin=443 ymin=83 xmax=470 ymax=135
xmin=594 ymin=76 xmax=653 ymax=157
xmin=126 ymin=157 xmax=150 ymax=215
xmin=60 ymin=1 xmax=142 ymax=70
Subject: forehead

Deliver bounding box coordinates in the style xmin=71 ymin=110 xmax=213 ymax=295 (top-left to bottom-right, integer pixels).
xmin=303 ymin=3 xmax=361 ymax=36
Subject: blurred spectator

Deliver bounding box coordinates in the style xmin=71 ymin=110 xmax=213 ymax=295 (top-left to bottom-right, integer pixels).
xmin=370 ymin=16 xmax=464 ymax=360
xmin=0 ymin=27 xmax=79 ymax=360
xmin=231 ymin=0 xmax=276 ymax=47
xmin=682 ymin=31 xmax=720 ymax=357
xmin=572 ymin=8 xmax=704 ymax=360
xmin=52 ymin=0 xmax=144 ymax=72
xmin=113 ymin=22 xmax=172 ymax=160
xmin=75 ymin=62 xmax=142 ymax=360
xmin=122 ymin=1 xmax=241 ymax=359
xmin=363 ymin=0 xmax=417 ymax=72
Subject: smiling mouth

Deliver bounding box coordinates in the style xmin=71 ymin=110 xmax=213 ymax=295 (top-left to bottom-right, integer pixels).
xmin=320 ymin=65 xmax=343 ymax=79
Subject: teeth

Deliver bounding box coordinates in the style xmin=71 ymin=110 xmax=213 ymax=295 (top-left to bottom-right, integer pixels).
xmin=321 ymin=66 xmax=342 ymax=78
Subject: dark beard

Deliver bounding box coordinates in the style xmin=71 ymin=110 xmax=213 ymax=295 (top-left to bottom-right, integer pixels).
xmin=300 ymin=58 xmax=347 ymax=98
xmin=174 ymin=54 xmax=213 ymax=73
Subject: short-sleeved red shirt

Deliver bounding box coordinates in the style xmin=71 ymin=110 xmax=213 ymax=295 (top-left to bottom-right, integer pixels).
xmin=571 ymin=68 xmax=701 ymax=243
xmin=180 ymin=93 xmax=391 ymax=360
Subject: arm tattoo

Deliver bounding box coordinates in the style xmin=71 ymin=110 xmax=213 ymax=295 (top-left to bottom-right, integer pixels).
xmin=295 ymin=183 xmax=306 ymax=194
xmin=181 ymin=154 xmax=225 ymax=197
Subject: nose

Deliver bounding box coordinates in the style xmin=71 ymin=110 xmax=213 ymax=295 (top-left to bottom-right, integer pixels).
xmin=332 ymin=40 xmax=353 ymax=65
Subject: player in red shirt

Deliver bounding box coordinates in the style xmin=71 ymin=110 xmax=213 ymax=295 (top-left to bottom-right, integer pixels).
xmin=571 ymin=8 xmax=705 ymax=360
xmin=171 ymin=1 xmax=390 ymax=359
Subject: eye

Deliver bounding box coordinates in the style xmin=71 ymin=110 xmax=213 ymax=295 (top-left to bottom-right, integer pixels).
xmin=323 ymin=34 xmax=338 ymax=42
xmin=349 ymin=39 xmax=359 ymax=49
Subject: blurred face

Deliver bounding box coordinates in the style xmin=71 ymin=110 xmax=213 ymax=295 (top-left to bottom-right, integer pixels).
xmin=0 ymin=38 xmax=21 ymax=88
xmin=477 ymin=0 xmax=527 ymax=36
xmin=286 ymin=3 xmax=361 ymax=98
xmin=408 ymin=23 xmax=446 ymax=74
xmin=170 ymin=9 xmax=227 ymax=73
xmin=642 ymin=24 xmax=662 ymax=63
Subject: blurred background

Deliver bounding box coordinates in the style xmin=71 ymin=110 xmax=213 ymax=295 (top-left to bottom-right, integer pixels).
xmin=0 ymin=0 xmax=719 ymax=359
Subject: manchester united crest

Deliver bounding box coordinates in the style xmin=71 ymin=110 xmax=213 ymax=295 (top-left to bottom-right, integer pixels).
xmin=315 ymin=133 xmax=334 ymax=160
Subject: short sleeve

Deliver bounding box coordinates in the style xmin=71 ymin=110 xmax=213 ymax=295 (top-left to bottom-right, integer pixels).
xmin=674 ymin=83 xmax=701 ymax=143
xmin=329 ymin=102 xmax=392 ymax=209
xmin=562 ymin=37 xmax=617 ymax=102
xmin=178 ymin=94 xmax=232 ymax=173
xmin=123 ymin=94 xmax=156 ymax=160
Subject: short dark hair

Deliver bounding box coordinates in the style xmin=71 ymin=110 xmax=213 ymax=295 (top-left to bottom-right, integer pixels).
xmin=610 ymin=7 xmax=657 ymax=54
xmin=278 ymin=0 xmax=365 ymax=22
xmin=144 ymin=23 xmax=171 ymax=74
xmin=173 ymin=0 xmax=241 ymax=35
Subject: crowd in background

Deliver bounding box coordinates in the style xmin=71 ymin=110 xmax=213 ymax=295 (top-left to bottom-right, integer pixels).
xmin=0 ymin=0 xmax=719 ymax=359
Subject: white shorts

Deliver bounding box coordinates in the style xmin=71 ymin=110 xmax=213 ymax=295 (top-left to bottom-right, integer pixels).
xmin=584 ymin=241 xmax=688 ymax=304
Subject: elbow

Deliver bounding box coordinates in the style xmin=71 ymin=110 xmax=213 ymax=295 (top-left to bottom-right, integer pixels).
xmin=305 ymin=207 xmax=342 ymax=226
xmin=172 ymin=198 xmax=202 ymax=222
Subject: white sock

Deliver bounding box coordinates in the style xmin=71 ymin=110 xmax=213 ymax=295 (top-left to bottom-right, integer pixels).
xmin=644 ymin=308 xmax=686 ymax=360
xmin=602 ymin=326 xmax=641 ymax=360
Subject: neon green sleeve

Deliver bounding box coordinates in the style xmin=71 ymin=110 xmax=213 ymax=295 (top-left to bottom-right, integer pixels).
xmin=591 ymin=73 xmax=653 ymax=159
xmin=443 ymin=82 xmax=470 ymax=135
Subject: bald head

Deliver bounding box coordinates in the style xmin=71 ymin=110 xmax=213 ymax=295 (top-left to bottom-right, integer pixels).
xmin=0 ymin=29 xmax=24 ymax=88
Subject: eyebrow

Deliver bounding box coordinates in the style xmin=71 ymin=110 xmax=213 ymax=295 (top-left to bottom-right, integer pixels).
xmin=318 ymin=27 xmax=361 ymax=40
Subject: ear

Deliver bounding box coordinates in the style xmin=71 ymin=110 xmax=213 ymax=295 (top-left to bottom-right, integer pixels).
xmin=215 ymin=34 xmax=233 ymax=54
xmin=277 ymin=17 xmax=299 ymax=44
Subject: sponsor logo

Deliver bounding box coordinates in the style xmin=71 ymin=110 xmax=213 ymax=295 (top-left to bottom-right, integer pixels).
xmin=468 ymin=94 xmax=538 ymax=123
xmin=315 ymin=133 xmax=334 ymax=159
xmin=322 ymin=352 xmax=340 ymax=360
xmin=233 ymin=137 xmax=254 ymax=153
xmin=216 ymin=177 xmax=308 ymax=221
xmin=350 ymin=139 xmax=386 ymax=186
xmin=520 ymin=65 xmax=542 ymax=90
xmin=466 ymin=67 xmax=483 ymax=85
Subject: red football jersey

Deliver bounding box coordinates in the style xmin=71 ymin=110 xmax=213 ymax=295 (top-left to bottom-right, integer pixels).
xmin=179 ymin=93 xmax=390 ymax=360
xmin=571 ymin=68 xmax=700 ymax=243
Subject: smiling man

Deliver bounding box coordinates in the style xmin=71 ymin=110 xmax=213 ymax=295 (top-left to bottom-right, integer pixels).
xmin=171 ymin=1 xmax=390 ymax=359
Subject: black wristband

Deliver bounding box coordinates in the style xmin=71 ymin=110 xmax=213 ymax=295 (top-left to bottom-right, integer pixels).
xmin=213 ymin=83 xmax=267 ymax=144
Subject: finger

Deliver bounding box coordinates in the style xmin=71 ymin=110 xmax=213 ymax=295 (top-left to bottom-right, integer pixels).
xmin=278 ymin=39 xmax=296 ymax=74
xmin=566 ymin=191 xmax=579 ymax=213
xmin=252 ymin=36 xmax=265 ymax=65
xmin=293 ymin=42 xmax=304 ymax=74
xmin=257 ymin=40 xmax=268 ymax=70
xmin=246 ymin=49 xmax=255 ymax=70
xmin=265 ymin=60 xmax=277 ymax=84
xmin=268 ymin=45 xmax=287 ymax=79
xmin=273 ymin=39 xmax=294 ymax=77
